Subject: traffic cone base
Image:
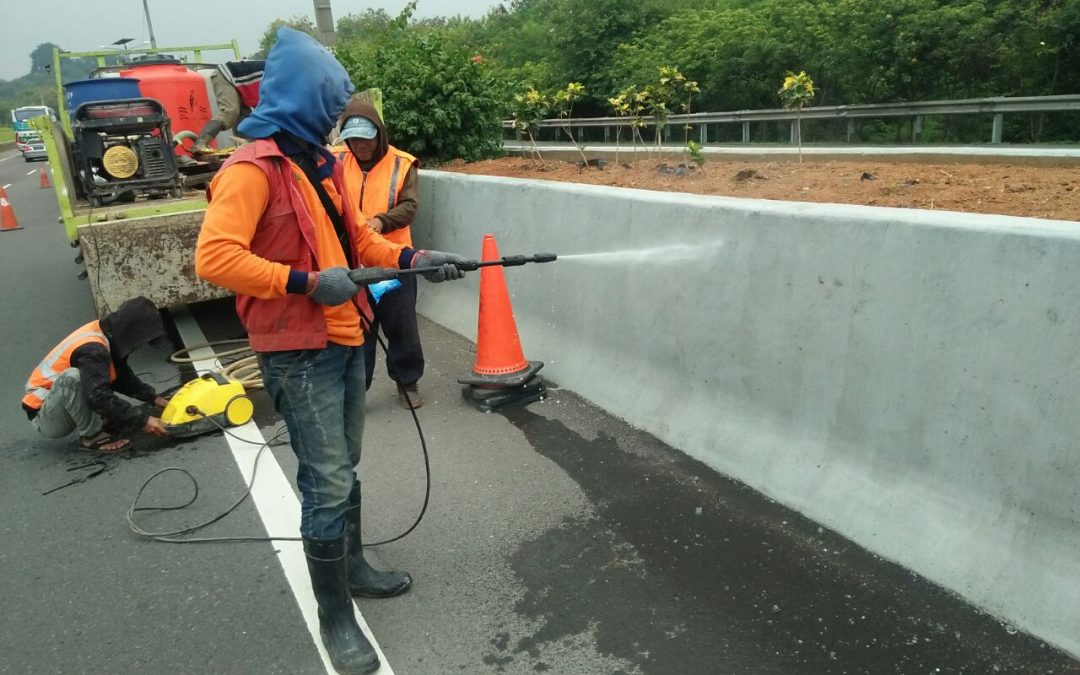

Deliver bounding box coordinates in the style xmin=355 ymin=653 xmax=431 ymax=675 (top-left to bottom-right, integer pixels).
xmin=460 ymin=233 xmax=543 ymax=386
xmin=462 ymin=376 xmax=547 ymax=413
xmin=458 ymin=360 xmax=544 ymax=388
xmin=39 ymin=169 xmax=51 ymax=189
xmin=0 ymin=187 xmax=22 ymax=232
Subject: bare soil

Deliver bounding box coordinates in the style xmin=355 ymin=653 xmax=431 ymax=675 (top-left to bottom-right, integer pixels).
xmin=438 ymin=155 xmax=1080 ymax=222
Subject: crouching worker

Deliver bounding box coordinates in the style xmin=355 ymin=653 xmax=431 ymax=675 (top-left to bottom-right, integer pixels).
xmin=22 ymin=296 xmax=171 ymax=453
xmin=194 ymin=28 xmax=467 ymax=675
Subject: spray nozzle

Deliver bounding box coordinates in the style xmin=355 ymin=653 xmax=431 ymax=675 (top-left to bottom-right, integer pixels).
xmin=455 ymin=254 xmax=558 ymax=271
xmin=349 ymin=253 xmax=558 ymax=284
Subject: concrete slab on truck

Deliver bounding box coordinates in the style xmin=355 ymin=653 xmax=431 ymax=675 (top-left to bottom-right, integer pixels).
xmin=77 ymin=207 xmax=230 ymax=316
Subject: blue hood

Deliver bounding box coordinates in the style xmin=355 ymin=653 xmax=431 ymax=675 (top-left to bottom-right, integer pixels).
xmin=237 ymin=27 xmax=354 ymax=146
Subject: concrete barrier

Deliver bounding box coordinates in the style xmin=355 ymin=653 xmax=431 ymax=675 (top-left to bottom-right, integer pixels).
xmin=412 ymin=170 xmax=1080 ymax=659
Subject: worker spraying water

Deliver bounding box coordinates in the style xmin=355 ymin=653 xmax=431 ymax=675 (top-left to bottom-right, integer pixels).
xmin=194 ymin=28 xmax=470 ymax=675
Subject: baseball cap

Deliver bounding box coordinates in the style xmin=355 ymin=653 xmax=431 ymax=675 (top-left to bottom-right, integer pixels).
xmin=339 ymin=116 xmax=378 ymax=141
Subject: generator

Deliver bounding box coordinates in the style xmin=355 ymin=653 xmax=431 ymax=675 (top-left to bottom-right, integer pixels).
xmin=71 ymin=98 xmax=182 ymax=206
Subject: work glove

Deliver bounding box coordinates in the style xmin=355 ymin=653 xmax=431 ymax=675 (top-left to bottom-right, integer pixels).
xmin=411 ymin=250 xmax=468 ymax=283
xmin=308 ymin=266 xmax=360 ymax=305
xmin=190 ymin=119 xmax=224 ymax=154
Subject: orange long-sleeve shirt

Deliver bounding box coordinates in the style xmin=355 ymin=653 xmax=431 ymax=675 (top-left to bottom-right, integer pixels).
xmin=196 ymin=158 xmax=406 ymax=346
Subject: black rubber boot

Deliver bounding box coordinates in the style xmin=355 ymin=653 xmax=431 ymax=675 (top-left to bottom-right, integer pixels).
xmin=346 ymin=488 xmax=412 ymax=598
xmin=304 ymin=536 xmax=380 ymax=674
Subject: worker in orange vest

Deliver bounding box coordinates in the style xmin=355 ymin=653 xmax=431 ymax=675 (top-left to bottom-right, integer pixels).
xmin=195 ymin=28 xmax=468 ymax=675
xmin=22 ymin=297 xmax=170 ymax=453
xmin=334 ymin=100 xmax=426 ymax=409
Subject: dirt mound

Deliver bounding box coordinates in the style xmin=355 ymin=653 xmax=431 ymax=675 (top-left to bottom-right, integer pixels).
xmin=438 ymin=156 xmax=1080 ymax=222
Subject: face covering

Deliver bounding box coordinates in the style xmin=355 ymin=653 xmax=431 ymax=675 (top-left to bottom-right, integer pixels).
xmin=237 ymin=27 xmax=354 ymax=146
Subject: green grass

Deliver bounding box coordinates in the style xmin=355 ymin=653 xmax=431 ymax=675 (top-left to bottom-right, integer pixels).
xmin=0 ymin=127 xmax=13 ymax=143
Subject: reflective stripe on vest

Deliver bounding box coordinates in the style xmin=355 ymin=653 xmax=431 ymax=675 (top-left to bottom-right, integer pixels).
xmin=335 ymin=148 xmax=412 ymax=214
xmin=386 ymin=156 xmax=404 ymax=212
xmin=336 ymin=146 xmax=416 ymax=247
xmin=22 ymin=321 xmax=112 ymax=409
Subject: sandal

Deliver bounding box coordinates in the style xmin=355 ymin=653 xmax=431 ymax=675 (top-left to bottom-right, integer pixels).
xmin=80 ymin=433 xmax=132 ymax=454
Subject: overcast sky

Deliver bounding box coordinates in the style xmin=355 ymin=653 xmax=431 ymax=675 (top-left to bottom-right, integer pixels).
xmin=1 ymin=0 xmax=500 ymax=82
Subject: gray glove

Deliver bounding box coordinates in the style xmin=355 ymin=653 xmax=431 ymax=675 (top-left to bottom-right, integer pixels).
xmin=191 ymin=119 xmax=224 ymax=154
xmin=411 ymin=250 xmax=468 ymax=283
xmin=308 ymin=266 xmax=360 ymax=305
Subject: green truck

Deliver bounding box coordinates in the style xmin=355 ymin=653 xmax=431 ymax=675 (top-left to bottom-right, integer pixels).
xmin=36 ymin=42 xmax=241 ymax=316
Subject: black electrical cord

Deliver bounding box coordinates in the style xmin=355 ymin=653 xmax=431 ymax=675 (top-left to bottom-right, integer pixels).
xmin=126 ymin=422 xmax=295 ymax=543
xmin=127 ymin=299 xmax=433 ymax=548
xmin=355 ymin=289 xmax=433 ymax=547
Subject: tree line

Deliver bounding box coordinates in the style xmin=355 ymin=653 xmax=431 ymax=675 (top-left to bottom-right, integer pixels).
xmin=6 ymin=1 xmax=1077 ymax=160
xmin=271 ymin=0 xmax=1080 ymax=159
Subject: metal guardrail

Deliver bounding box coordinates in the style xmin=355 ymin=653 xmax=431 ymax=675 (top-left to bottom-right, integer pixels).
xmin=505 ymin=94 xmax=1080 ymax=145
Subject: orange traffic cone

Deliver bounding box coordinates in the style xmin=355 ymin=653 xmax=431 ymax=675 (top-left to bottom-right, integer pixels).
xmin=0 ymin=185 xmax=22 ymax=232
xmin=458 ymin=234 xmax=545 ymax=411
xmin=38 ymin=168 xmax=51 ymax=189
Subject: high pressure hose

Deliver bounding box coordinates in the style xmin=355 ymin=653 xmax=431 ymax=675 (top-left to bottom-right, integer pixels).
xmin=168 ymin=339 xmax=263 ymax=389
xmin=129 ymin=322 xmax=431 ymax=548
xmin=130 ymin=253 xmax=557 ymax=545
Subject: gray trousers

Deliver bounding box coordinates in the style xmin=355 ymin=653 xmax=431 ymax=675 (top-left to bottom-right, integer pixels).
xmin=30 ymin=369 xmax=103 ymax=440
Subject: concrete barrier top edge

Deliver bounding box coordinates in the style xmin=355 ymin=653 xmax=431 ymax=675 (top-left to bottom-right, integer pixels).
xmin=421 ymin=169 xmax=1080 ymax=238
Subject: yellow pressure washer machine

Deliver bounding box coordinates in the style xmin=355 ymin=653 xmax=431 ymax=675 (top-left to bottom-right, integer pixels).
xmin=161 ymin=372 xmax=254 ymax=437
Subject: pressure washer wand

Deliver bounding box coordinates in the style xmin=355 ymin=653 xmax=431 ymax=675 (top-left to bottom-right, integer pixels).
xmin=348 ymin=253 xmax=557 ymax=287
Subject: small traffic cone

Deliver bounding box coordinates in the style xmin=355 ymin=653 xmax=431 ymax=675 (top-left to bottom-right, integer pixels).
xmin=458 ymin=234 xmax=545 ymax=411
xmin=0 ymin=185 xmax=22 ymax=232
xmin=38 ymin=168 xmax=51 ymax=189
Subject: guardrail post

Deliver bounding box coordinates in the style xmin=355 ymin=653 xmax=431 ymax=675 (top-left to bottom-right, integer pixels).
xmin=700 ymin=124 xmax=707 ymax=145
xmin=847 ymin=120 xmax=854 ymax=143
xmin=742 ymin=122 xmax=750 ymax=144
xmin=604 ymin=126 xmax=610 ymax=143
xmin=992 ymin=114 xmax=1004 ymax=144
xmin=790 ymin=121 xmax=799 ymax=145
xmin=913 ymin=115 xmax=923 ymax=143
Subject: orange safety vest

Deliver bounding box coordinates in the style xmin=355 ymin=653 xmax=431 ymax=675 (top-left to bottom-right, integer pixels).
xmin=23 ymin=320 xmax=117 ymax=410
xmin=335 ymin=145 xmax=417 ymax=247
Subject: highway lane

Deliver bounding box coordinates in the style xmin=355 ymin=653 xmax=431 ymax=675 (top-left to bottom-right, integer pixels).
xmin=1 ymin=147 xmax=1077 ymax=673
xmin=0 ymin=152 xmax=325 ymax=674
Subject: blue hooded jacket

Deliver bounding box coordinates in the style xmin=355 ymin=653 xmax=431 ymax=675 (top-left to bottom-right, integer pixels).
xmin=237 ymin=27 xmax=354 ymax=147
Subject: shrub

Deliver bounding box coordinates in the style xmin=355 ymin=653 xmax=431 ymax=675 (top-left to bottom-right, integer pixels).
xmin=337 ymin=24 xmax=506 ymax=164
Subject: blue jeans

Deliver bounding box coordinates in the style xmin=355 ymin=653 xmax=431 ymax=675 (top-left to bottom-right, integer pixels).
xmin=259 ymin=343 xmax=365 ymax=540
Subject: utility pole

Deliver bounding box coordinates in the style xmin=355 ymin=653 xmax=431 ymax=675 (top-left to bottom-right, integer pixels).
xmin=142 ymin=0 xmax=158 ymax=48
xmin=312 ymin=0 xmax=337 ymax=46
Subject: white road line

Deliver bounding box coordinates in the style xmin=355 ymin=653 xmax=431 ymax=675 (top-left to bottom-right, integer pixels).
xmin=2 ymin=184 xmax=10 ymax=190
xmin=0 ymin=153 xmax=16 ymax=162
xmin=169 ymin=304 xmax=395 ymax=675
xmin=26 ymin=169 xmax=36 ymax=176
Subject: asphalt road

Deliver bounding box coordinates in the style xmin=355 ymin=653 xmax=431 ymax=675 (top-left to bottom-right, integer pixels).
xmin=1 ymin=147 xmax=1077 ymax=674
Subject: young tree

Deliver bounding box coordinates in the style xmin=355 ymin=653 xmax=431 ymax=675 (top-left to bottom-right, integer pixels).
xmin=550 ymin=82 xmax=590 ymax=166
xmin=510 ymin=85 xmax=549 ymax=161
xmin=778 ymin=70 xmax=815 ymax=162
